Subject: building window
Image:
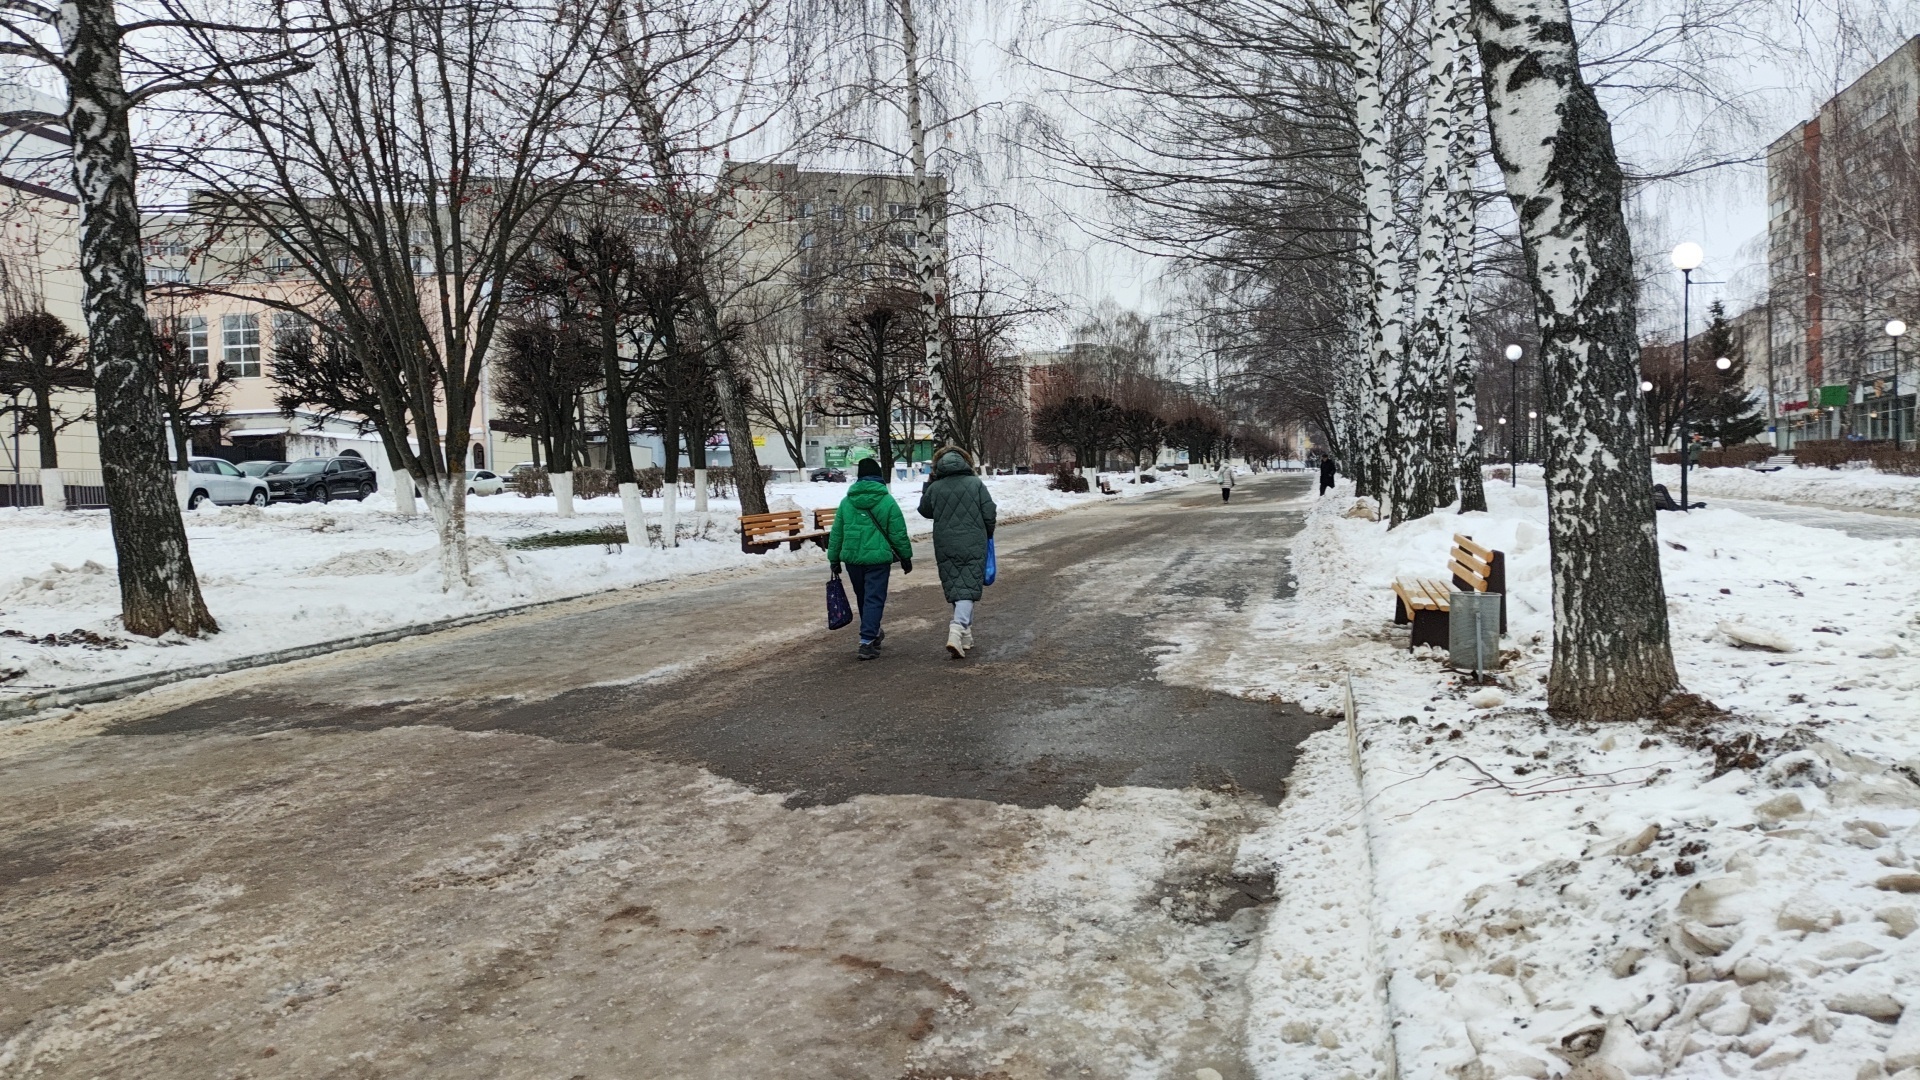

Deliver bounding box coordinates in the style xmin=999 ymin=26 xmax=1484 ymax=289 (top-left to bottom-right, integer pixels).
xmin=270 ymin=312 xmax=306 ymax=368
xmin=799 ymin=201 xmax=815 ymax=218
xmin=800 ymin=231 xmax=816 ymax=248
xmin=829 ymin=203 xmax=845 ymax=220
xmin=145 ymin=265 xmax=189 ymax=284
xmin=222 ymin=313 xmax=261 ymax=378
xmin=270 ymin=254 xmax=294 ymax=274
xmin=856 ymin=204 xmax=874 ymax=222
xmin=174 ymin=316 xmax=209 ymax=378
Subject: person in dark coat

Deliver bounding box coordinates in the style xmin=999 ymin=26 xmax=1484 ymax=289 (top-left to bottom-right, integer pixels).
xmin=917 ymin=446 xmax=997 ymax=659
xmin=1319 ymin=456 xmax=1338 ymax=495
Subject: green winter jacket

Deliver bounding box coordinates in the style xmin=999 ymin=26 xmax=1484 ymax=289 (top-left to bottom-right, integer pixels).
xmin=917 ymin=450 xmax=997 ymax=602
xmin=827 ymin=478 xmax=912 ymax=567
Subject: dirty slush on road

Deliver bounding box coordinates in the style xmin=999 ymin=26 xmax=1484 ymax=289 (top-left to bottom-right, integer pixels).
xmin=0 ymin=476 xmax=1327 ymax=1079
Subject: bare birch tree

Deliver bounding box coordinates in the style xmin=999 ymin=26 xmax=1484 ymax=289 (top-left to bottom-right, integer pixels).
xmin=1469 ymin=0 xmax=1679 ymax=720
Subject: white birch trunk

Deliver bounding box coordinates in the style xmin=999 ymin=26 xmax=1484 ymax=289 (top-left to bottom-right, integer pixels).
xmin=1448 ymin=58 xmax=1487 ymax=514
xmin=619 ymin=481 xmax=648 ymax=550
xmin=661 ymin=483 xmax=678 ymax=547
xmin=898 ymin=0 xmax=953 ymax=446
xmin=57 ymin=0 xmax=217 ymax=635
xmin=552 ymin=470 xmax=575 ymax=518
xmin=417 ymin=473 xmax=471 ymax=591
xmin=1349 ymin=0 xmax=1404 ymax=511
xmin=1470 ymin=0 xmax=1678 ymax=719
xmin=1395 ymin=0 xmax=1468 ymax=525
xmin=39 ymin=467 xmax=66 ymax=512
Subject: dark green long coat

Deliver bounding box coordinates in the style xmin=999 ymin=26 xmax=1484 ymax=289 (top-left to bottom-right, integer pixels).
xmin=917 ymin=450 xmax=997 ymax=602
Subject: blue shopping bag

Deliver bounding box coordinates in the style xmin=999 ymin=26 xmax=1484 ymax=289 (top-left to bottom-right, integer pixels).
xmin=983 ymin=538 xmax=997 ymax=586
xmin=826 ymin=575 xmax=853 ymax=630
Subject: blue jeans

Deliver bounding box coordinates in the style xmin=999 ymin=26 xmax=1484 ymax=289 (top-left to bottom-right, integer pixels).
xmin=846 ymin=562 xmax=891 ymax=643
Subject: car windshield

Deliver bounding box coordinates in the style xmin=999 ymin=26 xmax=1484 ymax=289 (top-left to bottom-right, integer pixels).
xmin=282 ymin=460 xmax=327 ymax=474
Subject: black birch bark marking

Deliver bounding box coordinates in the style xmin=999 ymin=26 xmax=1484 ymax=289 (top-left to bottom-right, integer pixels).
xmin=1469 ymin=0 xmax=1678 ymax=719
xmin=57 ymin=0 xmax=216 ymax=637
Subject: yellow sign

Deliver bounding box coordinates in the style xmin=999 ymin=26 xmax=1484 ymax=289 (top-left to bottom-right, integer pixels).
xmin=752 ymin=436 xmax=765 ymax=447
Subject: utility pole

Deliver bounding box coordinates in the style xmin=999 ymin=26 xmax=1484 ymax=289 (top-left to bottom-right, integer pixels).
xmin=1505 ymin=344 xmax=1522 ymax=485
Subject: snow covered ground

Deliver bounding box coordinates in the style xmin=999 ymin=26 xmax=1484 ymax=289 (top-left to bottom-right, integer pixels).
xmin=0 ymin=472 xmax=1187 ymax=699
xmin=1648 ymin=462 xmax=1920 ymax=515
xmin=1180 ymin=478 xmax=1920 ymax=1079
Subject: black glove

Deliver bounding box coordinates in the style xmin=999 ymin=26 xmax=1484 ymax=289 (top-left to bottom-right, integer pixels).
xmin=830 ymin=561 xmax=842 ymax=576
xmin=901 ymin=559 xmax=913 ymax=574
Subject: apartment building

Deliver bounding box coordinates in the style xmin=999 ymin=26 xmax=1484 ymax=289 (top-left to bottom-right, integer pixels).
xmin=725 ymin=161 xmax=949 ymax=469
xmin=1766 ymin=36 xmax=1920 ymax=446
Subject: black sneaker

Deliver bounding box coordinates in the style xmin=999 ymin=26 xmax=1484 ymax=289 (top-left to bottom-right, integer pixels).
xmin=871 ymin=628 xmax=885 ymax=649
xmin=857 ymin=642 xmax=879 ymax=660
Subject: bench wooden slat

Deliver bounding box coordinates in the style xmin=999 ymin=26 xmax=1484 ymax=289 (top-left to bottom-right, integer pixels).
xmin=1420 ymin=579 xmax=1453 ymax=609
xmin=1451 ymin=548 xmax=1491 ymax=578
xmin=814 ymin=508 xmax=836 ymax=530
xmin=1453 ymin=534 xmax=1495 ymax=563
xmin=1447 ymin=559 xmax=1488 ymax=591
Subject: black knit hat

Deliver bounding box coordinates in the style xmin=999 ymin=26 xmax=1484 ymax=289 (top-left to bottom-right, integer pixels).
xmin=856 ymin=456 xmax=883 ymax=479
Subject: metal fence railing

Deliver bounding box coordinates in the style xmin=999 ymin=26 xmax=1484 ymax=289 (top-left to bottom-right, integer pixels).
xmin=0 ymin=469 xmax=111 ymax=510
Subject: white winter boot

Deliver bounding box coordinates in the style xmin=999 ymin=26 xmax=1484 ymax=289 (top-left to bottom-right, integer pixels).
xmin=960 ymin=624 xmax=974 ymax=650
xmin=946 ymin=622 xmax=967 ymax=659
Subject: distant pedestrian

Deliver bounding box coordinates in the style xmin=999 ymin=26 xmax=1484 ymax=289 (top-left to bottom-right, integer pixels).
xmin=1319 ymin=456 xmax=1337 ymax=495
xmin=918 ymin=446 xmax=997 ymax=659
xmin=1215 ymin=460 xmax=1235 ymax=503
xmin=827 ymin=457 xmax=913 ymax=661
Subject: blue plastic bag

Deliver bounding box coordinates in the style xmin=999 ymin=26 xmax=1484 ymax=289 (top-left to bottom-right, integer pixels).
xmin=983 ymin=538 xmax=997 ymax=586
xmin=826 ymin=575 xmax=853 ymax=630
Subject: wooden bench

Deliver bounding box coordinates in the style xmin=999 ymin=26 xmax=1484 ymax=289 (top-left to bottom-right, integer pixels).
xmin=740 ymin=509 xmax=831 ymax=554
xmin=1391 ymin=534 xmax=1507 ymax=650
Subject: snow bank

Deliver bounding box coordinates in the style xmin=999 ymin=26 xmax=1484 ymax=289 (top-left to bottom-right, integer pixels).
xmin=1210 ymin=480 xmax=1920 ymax=1079
xmin=0 ymin=474 xmax=1173 ymax=700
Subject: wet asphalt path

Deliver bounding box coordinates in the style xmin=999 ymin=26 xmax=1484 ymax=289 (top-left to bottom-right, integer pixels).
xmin=106 ymin=473 xmax=1327 ymax=809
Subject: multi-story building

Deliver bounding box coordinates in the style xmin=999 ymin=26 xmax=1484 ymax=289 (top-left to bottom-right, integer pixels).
xmin=724 ymin=161 xmax=949 ymax=470
xmin=1767 ymin=36 xmax=1920 ymax=446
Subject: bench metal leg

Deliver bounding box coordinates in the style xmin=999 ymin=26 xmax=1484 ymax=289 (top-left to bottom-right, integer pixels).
xmin=1409 ymin=609 xmax=1449 ymax=651
xmin=1393 ymin=597 xmax=1411 ymax=625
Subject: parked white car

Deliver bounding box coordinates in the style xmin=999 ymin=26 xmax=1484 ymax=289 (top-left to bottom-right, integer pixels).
xmin=467 ymin=469 xmax=505 ymax=496
xmin=184 ymin=457 xmax=271 ymax=508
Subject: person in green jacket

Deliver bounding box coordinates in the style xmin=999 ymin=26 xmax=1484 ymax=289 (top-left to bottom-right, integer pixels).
xmin=827 ymin=456 xmax=913 ymax=660
xmin=917 ymin=446 xmax=997 ymax=659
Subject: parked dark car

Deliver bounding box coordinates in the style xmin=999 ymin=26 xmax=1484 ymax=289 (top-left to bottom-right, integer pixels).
xmin=808 ymin=467 xmax=847 ymax=483
xmin=266 ymin=456 xmax=379 ymax=503
xmin=237 ymin=460 xmax=289 ymax=478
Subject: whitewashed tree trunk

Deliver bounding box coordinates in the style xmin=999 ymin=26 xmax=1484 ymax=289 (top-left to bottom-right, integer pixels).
xmin=619 ymin=481 xmax=647 ymax=550
xmin=417 ymin=474 xmax=470 ymax=590
xmin=39 ymin=467 xmax=66 ymax=511
xmin=692 ymin=465 xmax=708 ymax=528
xmin=552 ymin=469 xmax=575 ymax=518
xmin=1470 ymin=0 xmax=1678 ymax=720
xmin=1395 ymin=0 xmax=1468 ymax=526
xmin=898 ymin=0 xmax=953 ymax=446
xmin=392 ymin=469 xmax=417 ymax=517
xmin=56 ymin=0 xmax=216 ymax=635
xmin=1349 ymin=0 xmax=1405 ymax=513
xmin=660 ymin=483 xmax=678 ymax=547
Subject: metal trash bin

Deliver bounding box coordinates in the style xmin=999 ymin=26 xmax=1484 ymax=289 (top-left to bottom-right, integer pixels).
xmin=1449 ymin=591 xmax=1503 ymax=677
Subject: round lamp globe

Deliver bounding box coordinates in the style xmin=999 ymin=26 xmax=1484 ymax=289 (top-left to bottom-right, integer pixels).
xmin=1504 ymin=344 xmax=1523 ymax=361
xmin=1670 ymin=242 xmax=1704 ymax=270
xmin=1888 ymin=319 xmax=1908 ymax=338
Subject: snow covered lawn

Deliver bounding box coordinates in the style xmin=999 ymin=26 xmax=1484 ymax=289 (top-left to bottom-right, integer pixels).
xmin=0 ymin=472 xmax=1182 ymax=699
xmin=1201 ymin=480 xmax=1920 ymax=1079
xmin=1647 ymin=462 xmax=1920 ymax=515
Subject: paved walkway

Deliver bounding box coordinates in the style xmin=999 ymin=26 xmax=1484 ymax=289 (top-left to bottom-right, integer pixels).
xmin=0 ymin=474 xmax=1323 ymax=1080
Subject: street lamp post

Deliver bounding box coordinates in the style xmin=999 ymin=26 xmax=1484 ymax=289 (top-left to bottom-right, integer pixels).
xmin=1890 ymin=319 xmax=1908 ymax=451
xmin=1505 ymin=344 xmax=1523 ymax=485
xmin=1671 ymin=242 xmax=1704 ymax=510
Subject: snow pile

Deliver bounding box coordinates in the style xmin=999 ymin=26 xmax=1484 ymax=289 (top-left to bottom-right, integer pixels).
xmin=1646 ymin=463 xmax=1920 ymax=514
xmin=1237 ymin=731 xmax=1394 ymax=1079
xmin=1209 ymin=480 xmax=1920 ymax=1078
xmin=0 ymin=474 xmax=1156 ymax=700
